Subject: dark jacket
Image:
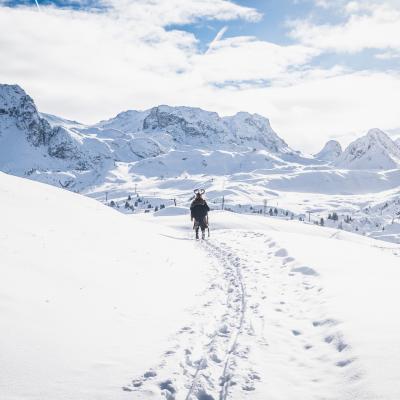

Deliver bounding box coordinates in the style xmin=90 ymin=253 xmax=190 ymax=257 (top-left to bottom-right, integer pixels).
xmin=190 ymin=198 xmax=210 ymax=222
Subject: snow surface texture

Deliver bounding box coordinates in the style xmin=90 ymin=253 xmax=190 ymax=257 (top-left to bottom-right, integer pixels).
xmin=1 ymin=172 xmax=400 ymax=400
xmin=1 ymin=83 xmax=400 ymax=246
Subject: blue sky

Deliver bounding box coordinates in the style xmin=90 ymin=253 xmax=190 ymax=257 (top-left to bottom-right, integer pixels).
xmin=1 ymin=0 xmax=400 ymax=151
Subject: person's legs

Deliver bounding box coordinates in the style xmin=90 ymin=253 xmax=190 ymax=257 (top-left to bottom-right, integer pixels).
xmin=200 ymin=218 xmax=206 ymax=239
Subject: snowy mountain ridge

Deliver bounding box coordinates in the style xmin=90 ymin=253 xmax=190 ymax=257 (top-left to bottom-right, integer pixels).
xmin=335 ymin=128 xmax=400 ymax=170
xmin=3 ymin=83 xmax=400 ymax=174
xmin=2 ymin=83 xmax=400 ymax=245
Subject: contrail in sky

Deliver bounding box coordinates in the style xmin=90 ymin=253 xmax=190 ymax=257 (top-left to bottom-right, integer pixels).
xmin=34 ymin=0 xmax=41 ymax=11
xmin=206 ymin=26 xmax=228 ymax=54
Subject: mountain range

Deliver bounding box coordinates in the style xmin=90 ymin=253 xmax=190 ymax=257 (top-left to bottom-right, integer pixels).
xmin=1 ymin=83 xmax=400 ymax=203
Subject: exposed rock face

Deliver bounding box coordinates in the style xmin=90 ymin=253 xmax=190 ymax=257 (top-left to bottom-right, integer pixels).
xmin=143 ymin=105 xmax=226 ymax=142
xmin=0 ymin=84 xmax=54 ymax=147
xmin=142 ymin=105 xmax=292 ymax=153
xmin=0 ymin=84 xmax=95 ymax=171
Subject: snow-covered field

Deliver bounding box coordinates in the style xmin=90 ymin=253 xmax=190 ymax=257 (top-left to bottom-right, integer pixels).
xmin=2 ymin=171 xmax=400 ymax=400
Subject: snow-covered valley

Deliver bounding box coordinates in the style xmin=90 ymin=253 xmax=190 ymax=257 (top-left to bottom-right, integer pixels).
xmin=1 ymin=171 xmax=400 ymax=400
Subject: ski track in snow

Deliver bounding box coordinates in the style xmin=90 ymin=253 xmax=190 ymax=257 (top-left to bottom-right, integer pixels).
xmin=123 ymin=230 xmax=371 ymax=399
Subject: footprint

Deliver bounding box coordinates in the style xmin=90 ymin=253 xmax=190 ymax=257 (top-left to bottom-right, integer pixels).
xmin=312 ymin=319 xmax=338 ymax=327
xmin=275 ymin=248 xmax=288 ymax=257
xmin=143 ymin=370 xmax=157 ymax=379
xmin=197 ymin=391 xmax=215 ymax=400
xmin=336 ymin=359 xmax=353 ymax=368
xmin=292 ymin=329 xmax=302 ymax=336
xmin=160 ymin=379 xmax=176 ymax=399
xmin=283 ymin=256 xmax=295 ymax=263
xmin=291 ymin=266 xmax=318 ymax=276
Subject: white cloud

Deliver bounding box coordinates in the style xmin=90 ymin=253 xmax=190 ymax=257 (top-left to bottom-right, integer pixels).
xmin=104 ymin=0 xmax=262 ymax=25
xmin=290 ymin=2 xmax=400 ymax=54
xmin=194 ymin=36 xmax=317 ymax=83
xmin=0 ymin=1 xmax=310 ymax=122
xmin=1 ymin=0 xmax=400 ymax=153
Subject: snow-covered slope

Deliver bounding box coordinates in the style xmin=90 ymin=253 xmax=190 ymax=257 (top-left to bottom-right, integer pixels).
xmin=95 ymin=109 xmax=147 ymax=133
xmin=40 ymin=112 xmax=85 ymax=129
xmin=2 ymin=170 xmax=400 ymax=399
xmin=315 ymin=139 xmax=342 ymax=161
xmin=336 ymin=129 xmax=400 ymax=170
xmin=0 ymin=171 xmax=209 ymax=400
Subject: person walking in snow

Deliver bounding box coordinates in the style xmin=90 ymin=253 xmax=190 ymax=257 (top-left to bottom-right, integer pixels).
xmin=190 ymin=189 xmax=210 ymax=240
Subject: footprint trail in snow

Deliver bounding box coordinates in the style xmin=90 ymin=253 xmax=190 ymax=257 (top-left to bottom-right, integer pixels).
xmin=123 ymin=230 xmax=371 ymax=399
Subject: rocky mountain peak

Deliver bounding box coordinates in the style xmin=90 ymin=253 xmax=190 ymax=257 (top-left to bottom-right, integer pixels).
xmin=0 ymin=84 xmax=54 ymax=147
xmin=314 ymin=140 xmax=342 ymax=161
xmin=335 ymin=129 xmax=400 ymax=170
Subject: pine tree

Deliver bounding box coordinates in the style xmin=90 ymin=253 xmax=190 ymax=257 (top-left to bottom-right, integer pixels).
xmin=320 ymin=217 xmax=324 ymax=226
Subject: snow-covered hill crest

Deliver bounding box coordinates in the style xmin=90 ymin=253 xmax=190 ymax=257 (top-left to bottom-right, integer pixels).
xmin=336 ymin=129 xmax=400 ymax=170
